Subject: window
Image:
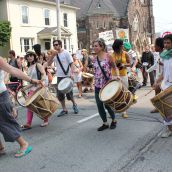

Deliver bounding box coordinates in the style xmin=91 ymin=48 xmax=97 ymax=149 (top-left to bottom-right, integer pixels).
xmin=44 ymin=9 xmax=50 ymax=25
xmin=20 ymin=38 xmax=33 ymax=52
xmin=96 ymin=21 xmax=99 ymax=29
xmin=103 ymin=21 xmax=106 ymax=29
xmin=63 ymin=13 xmax=68 ymax=27
xmin=45 ymin=41 xmax=51 ymax=50
xmin=21 ymin=6 xmax=29 ymax=24
xmin=64 ymin=39 xmax=67 ymax=49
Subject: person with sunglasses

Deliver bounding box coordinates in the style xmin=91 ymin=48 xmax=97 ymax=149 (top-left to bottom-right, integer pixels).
xmin=46 ymin=40 xmax=79 ymax=117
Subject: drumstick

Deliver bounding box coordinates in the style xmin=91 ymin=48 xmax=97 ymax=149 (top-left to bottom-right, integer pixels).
xmin=144 ymin=89 xmax=154 ymax=96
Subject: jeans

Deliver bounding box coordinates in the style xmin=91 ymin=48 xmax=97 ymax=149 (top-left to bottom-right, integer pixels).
xmin=95 ymin=88 xmax=115 ymax=123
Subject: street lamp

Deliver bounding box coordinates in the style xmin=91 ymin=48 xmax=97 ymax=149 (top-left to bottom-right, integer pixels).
xmin=56 ymin=0 xmax=61 ymax=40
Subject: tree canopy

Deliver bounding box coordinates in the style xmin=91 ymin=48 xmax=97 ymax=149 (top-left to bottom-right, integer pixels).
xmin=0 ymin=21 xmax=11 ymax=47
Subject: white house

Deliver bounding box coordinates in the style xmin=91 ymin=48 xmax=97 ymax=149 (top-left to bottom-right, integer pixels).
xmin=0 ymin=0 xmax=79 ymax=57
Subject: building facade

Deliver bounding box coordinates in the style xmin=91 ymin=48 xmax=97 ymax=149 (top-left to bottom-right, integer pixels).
xmin=64 ymin=0 xmax=155 ymax=54
xmin=0 ymin=0 xmax=78 ymax=57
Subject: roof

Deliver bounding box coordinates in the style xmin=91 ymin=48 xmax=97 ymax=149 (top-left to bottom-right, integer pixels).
xmin=37 ymin=26 xmax=72 ymax=36
xmin=45 ymin=0 xmax=129 ymax=18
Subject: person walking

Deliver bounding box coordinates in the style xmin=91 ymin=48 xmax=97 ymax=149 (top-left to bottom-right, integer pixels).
xmin=46 ymin=40 xmax=79 ymax=117
xmin=110 ymin=39 xmax=131 ymax=118
xmin=92 ymin=38 xmax=117 ymax=131
xmin=72 ymin=53 xmax=83 ymax=98
xmin=21 ymin=50 xmax=49 ymax=129
xmin=141 ymin=46 xmax=155 ymax=86
xmin=153 ymin=34 xmax=172 ymax=138
xmin=0 ymin=56 xmax=41 ymax=157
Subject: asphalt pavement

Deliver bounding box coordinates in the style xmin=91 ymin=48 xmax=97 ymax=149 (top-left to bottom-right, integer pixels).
xmin=0 ymin=84 xmax=171 ymax=172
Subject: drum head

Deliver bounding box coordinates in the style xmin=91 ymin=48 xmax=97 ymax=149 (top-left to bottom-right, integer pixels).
xmin=100 ymin=80 xmax=120 ymax=101
xmin=58 ymin=78 xmax=73 ymax=92
xmin=82 ymin=72 xmax=94 ymax=78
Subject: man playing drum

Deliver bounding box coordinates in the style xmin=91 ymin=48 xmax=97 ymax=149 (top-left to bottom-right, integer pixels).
xmin=46 ymin=40 xmax=79 ymax=117
xmin=153 ymin=34 xmax=172 ymax=138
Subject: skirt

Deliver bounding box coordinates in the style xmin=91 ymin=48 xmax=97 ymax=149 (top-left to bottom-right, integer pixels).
xmin=0 ymin=91 xmax=21 ymax=142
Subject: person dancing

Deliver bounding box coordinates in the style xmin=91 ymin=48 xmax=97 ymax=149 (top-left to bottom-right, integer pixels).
xmin=0 ymin=56 xmax=41 ymax=157
xmin=92 ymin=38 xmax=117 ymax=131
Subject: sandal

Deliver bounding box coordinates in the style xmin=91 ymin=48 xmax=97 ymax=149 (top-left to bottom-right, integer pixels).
xmin=40 ymin=122 xmax=49 ymax=127
xmin=20 ymin=124 xmax=32 ymax=130
xmin=15 ymin=146 xmax=32 ymax=158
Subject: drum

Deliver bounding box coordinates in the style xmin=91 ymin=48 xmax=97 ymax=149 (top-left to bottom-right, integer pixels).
xmin=151 ymin=85 xmax=172 ymax=121
xmin=24 ymin=87 xmax=59 ymax=120
xmin=128 ymin=75 xmax=141 ymax=94
xmin=99 ymin=80 xmax=133 ymax=113
xmin=82 ymin=72 xmax=94 ymax=86
xmin=82 ymin=72 xmax=94 ymax=79
xmin=58 ymin=78 xmax=74 ymax=94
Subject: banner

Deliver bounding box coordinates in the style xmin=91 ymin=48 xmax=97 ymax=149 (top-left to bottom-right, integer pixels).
xmin=116 ymin=28 xmax=129 ymax=42
xmin=99 ymin=30 xmax=114 ymax=45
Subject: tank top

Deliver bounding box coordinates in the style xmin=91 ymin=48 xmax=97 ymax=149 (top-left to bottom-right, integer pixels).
xmin=0 ymin=70 xmax=7 ymax=93
xmin=111 ymin=51 xmax=127 ymax=76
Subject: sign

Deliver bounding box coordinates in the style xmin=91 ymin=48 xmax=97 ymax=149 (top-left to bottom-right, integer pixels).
xmin=116 ymin=28 xmax=129 ymax=42
xmin=99 ymin=30 xmax=114 ymax=46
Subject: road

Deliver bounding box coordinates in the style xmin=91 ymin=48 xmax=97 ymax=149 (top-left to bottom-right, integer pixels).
xmin=0 ymin=86 xmax=169 ymax=172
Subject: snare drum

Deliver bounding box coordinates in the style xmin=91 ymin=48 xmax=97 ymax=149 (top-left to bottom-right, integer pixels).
xmin=99 ymin=80 xmax=133 ymax=113
xmin=24 ymin=87 xmax=59 ymax=120
xmin=151 ymin=85 xmax=172 ymax=121
xmin=58 ymin=78 xmax=74 ymax=94
xmin=128 ymin=75 xmax=141 ymax=93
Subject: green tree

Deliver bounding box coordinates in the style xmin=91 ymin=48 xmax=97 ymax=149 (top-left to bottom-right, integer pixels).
xmin=0 ymin=21 xmax=11 ymax=47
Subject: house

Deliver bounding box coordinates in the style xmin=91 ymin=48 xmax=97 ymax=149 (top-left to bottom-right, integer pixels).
xmin=0 ymin=0 xmax=79 ymax=57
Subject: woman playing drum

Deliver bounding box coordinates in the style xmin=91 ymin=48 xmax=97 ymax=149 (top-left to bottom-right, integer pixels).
xmin=92 ymin=38 xmax=118 ymax=131
xmin=110 ymin=39 xmax=131 ymax=118
xmin=21 ymin=50 xmax=48 ymax=129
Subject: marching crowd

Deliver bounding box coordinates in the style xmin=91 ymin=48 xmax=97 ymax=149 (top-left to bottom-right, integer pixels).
xmin=1 ymin=33 xmax=172 ymax=158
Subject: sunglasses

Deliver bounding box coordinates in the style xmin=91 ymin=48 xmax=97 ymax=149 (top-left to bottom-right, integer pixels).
xmin=53 ymin=44 xmax=59 ymax=46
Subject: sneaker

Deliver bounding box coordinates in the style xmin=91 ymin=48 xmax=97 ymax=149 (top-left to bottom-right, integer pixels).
xmin=57 ymin=110 xmax=68 ymax=117
xmin=97 ymin=124 xmax=109 ymax=131
xmin=150 ymin=108 xmax=158 ymax=113
xmin=110 ymin=121 xmax=117 ymax=129
xmin=73 ymin=104 xmax=79 ymax=114
xmin=121 ymin=112 xmax=128 ymax=118
xmin=161 ymin=129 xmax=172 ymax=138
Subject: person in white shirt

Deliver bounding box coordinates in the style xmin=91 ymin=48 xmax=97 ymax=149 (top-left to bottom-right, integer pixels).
xmin=154 ymin=34 xmax=172 ymax=138
xmin=46 ymin=40 xmax=79 ymax=117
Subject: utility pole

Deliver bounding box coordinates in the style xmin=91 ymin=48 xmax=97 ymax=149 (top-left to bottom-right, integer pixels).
xmin=56 ymin=0 xmax=61 ymax=40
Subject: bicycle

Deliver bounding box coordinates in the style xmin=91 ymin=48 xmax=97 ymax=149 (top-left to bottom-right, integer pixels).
xmin=6 ymin=81 xmax=23 ymax=118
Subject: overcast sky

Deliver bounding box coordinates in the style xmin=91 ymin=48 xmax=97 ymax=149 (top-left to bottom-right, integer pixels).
xmin=153 ymin=0 xmax=172 ymax=33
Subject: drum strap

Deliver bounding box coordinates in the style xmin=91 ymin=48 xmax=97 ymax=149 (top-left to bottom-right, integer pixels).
xmin=56 ymin=54 xmax=70 ymax=75
xmin=97 ymin=57 xmax=109 ymax=81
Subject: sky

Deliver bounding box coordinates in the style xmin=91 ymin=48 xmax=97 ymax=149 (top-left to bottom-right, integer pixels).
xmin=153 ymin=0 xmax=172 ymax=33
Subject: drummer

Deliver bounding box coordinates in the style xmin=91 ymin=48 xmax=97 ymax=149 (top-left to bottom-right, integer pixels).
xmin=21 ymin=50 xmax=48 ymax=129
xmin=46 ymin=40 xmax=79 ymax=117
xmin=153 ymin=34 xmax=172 ymax=138
xmin=92 ymin=38 xmax=118 ymax=131
xmin=0 ymin=56 xmax=41 ymax=157
xmin=110 ymin=39 xmax=131 ymax=118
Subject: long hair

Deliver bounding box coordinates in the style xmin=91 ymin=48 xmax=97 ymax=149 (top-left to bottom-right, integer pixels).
xmin=33 ymin=44 xmax=41 ymax=57
xmin=112 ymin=39 xmax=123 ymax=53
